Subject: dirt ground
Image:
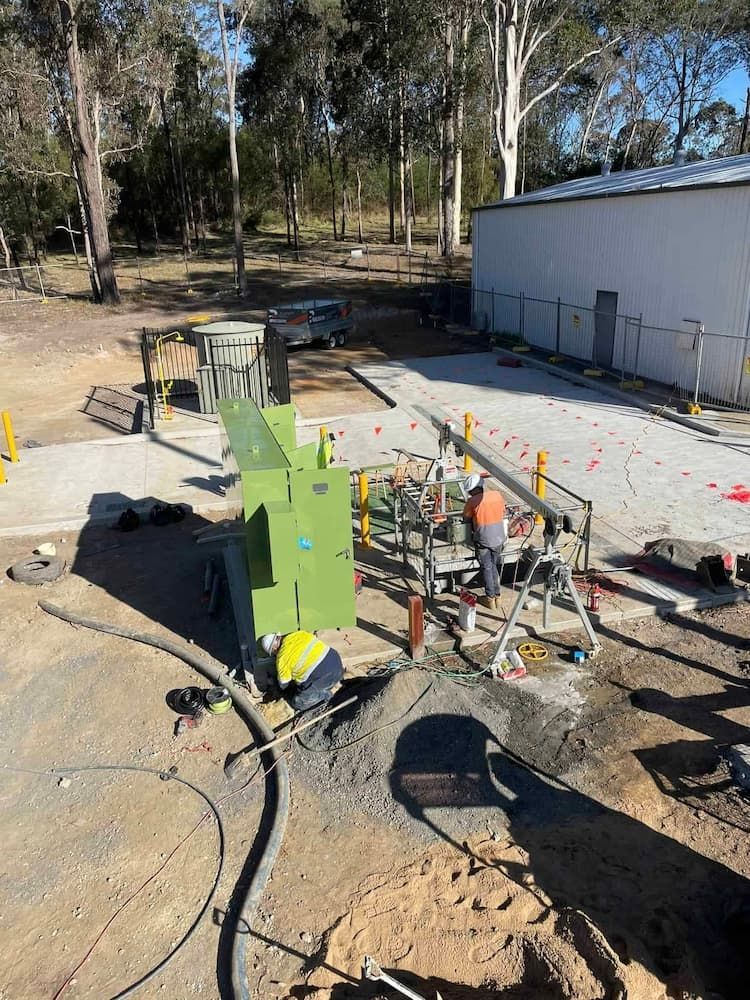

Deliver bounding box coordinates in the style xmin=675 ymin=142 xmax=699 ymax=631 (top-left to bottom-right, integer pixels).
xmin=1 ymin=515 xmax=750 ymax=999
xmin=3 ymin=228 xmax=750 ymax=1000
xmin=0 ymin=229 xmax=472 ymax=444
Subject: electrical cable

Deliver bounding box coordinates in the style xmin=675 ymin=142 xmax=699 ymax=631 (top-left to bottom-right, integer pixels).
xmin=1 ymin=764 xmax=225 ymax=1000
xmin=37 ymin=601 xmax=290 ymax=1000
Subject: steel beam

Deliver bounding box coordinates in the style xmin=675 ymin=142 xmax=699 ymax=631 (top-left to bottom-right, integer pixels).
xmin=417 ymin=408 xmax=562 ymax=522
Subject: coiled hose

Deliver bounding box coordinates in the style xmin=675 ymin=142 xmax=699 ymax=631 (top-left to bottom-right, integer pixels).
xmin=38 ymin=600 xmax=290 ymax=1000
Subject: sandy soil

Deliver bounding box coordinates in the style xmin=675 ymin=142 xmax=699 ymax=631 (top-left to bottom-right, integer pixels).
xmin=1 ymin=519 xmax=750 ymax=999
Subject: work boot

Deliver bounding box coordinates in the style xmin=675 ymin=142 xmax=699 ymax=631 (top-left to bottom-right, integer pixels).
xmin=479 ymin=595 xmax=496 ymax=610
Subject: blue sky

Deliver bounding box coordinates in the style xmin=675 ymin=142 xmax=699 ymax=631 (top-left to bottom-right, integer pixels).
xmin=719 ymin=66 xmax=750 ymax=111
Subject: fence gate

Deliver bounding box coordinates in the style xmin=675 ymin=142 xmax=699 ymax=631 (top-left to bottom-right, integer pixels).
xmin=140 ymin=325 xmax=290 ymax=427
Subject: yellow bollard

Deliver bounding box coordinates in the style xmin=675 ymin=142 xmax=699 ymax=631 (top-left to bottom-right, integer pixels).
xmin=0 ymin=453 xmax=5 ymax=485
xmin=464 ymin=412 xmax=473 ymax=473
xmin=2 ymin=411 xmax=18 ymax=463
xmin=358 ymin=472 xmax=371 ymax=548
xmin=534 ymin=450 xmax=548 ymax=525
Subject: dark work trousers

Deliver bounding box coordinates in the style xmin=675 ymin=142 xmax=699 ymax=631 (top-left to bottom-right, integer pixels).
xmin=288 ymin=647 xmax=344 ymax=711
xmin=477 ymin=545 xmax=503 ymax=598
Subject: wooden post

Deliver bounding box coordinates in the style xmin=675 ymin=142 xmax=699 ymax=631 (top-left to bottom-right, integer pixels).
xmin=408 ymin=595 xmax=425 ymax=660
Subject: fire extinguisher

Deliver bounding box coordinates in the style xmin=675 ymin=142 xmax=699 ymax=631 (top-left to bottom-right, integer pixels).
xmin=588 ymin=583 xmax=602 ymax=613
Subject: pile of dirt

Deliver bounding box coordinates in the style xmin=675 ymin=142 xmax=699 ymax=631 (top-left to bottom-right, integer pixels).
xmin=307 ymin=839 xmax=666 ymax=1000
xmin=291 ymin=668 xmax=513 ymax=842
xmin=291 ymin=663 xmax=596 ymax=843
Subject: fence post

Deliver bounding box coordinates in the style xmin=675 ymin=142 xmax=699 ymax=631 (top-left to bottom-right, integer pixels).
xmin=633 ymin=314 xmax=643 ymax=382
xmin=491 ymin=287 xmax=495 ymax=332
xmin=322 ymin=255 xmax=328 ymax=281
xmin=136 ymin=256 xmax=144 ymax=297
xmin=396 ymin=253 xmax=400 ymax=283
xmin=555 ymin=297 xmax=561 ymax=354
xmin=694 ymin=324 xmax=705 ymax=408
xmin=520 ymin=291 xmax=525 ymax=342
xmin=35 ymin=264 xmax=47 ymax=303
xmin=277 ymin=252 xmax=282 ymax=273
xmin=365 ymin=244 xmax=371 ymax=281
xmin=408 ymin=253 xmax=412 ymax=284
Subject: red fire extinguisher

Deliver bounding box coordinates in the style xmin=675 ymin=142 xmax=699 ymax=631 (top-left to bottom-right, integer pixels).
xmin=588 ymin=583 xmax=602 ymax=613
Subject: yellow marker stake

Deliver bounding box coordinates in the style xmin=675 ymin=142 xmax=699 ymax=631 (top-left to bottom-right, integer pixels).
xmin=464 ymin=412 xmax=473 ymax=473
xmin=0 ymin=454 xmax=6 ymax=485
xmin=2 ymin=411 xmax=18 ymax=463
xmin=534 ymin=450 xmax=548 ymax=525
xmin=358 ymin=472 xmax=371 ymax=548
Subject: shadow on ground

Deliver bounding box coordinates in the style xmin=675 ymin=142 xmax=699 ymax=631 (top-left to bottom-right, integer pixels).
xmin=388 ymin=714 xmax=750 ymax=999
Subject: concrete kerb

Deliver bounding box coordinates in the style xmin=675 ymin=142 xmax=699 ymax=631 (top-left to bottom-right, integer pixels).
xmin=491 ymin=346 xmax=720 ymax=437
xmin=345 ymin=365 xmax=399 ymax=408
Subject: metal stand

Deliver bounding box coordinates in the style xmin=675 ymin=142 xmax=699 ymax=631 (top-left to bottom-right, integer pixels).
xmin=489 ymin=545 xmax=602 ymax=675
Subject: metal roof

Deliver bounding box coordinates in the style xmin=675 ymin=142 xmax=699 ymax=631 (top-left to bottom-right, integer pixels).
xmin=475 ymin=153 xmax=750 ymax=212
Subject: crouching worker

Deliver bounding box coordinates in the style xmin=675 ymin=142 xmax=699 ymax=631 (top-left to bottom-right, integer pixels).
xmin=260 ymin=631 xmax=343 ymax=711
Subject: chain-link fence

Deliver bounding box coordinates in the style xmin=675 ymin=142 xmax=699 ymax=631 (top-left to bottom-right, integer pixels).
xmin=429 ymin=279 xmax=750 ymax=412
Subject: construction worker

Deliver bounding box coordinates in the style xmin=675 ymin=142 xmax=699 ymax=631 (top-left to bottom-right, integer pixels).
xmin=260 ymin=630 xmax=343 ymax=710
xmin=462 ymin=472 xmax=507 ymax=609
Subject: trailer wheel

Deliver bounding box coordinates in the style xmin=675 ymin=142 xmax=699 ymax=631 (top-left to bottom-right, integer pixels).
xmin=325 ymin=333 xmax=337 ymax=349
xmin=336 ymin=332 xmax=347 ymax=347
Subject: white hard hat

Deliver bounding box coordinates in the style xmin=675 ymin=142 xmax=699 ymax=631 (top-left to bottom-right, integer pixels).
xmin=462 ymin=473 xmax=482 ymax=497
xmin=260 ymin=633 xmax=280 ymax=655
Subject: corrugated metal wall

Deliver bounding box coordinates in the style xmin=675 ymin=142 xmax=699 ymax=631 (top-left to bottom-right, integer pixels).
xmin=472 ymin=186 xmax=750 ymax=406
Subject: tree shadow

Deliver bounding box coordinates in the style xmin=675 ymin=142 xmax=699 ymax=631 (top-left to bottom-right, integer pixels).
xmin=387 ymin=713 xmax=750 ymax=999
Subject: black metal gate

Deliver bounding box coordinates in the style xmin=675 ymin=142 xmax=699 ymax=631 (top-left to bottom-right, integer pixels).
xmin=140 ymin=326 xmax=290 ymax=427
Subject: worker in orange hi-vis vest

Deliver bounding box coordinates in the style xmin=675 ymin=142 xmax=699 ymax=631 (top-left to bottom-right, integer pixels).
xmin=462 ymin=473 xmax=508 ymax=610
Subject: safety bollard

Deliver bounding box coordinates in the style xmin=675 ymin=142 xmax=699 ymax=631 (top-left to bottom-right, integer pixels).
xmin=0 ymin=453 xmax=5 ymax=485
xmin=534 ymin=450 xmax=548 ymax=525
xmin=2 ymin=411 xmax=18 ymax=463
xmin=464 ymin=412 xmax=473 ymax=473
xmin=358 ymin=472 xmax=371 ymax=548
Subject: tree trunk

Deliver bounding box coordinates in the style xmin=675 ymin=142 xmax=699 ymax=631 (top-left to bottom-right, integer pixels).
xmin=72 ymin=158 xmax=99 ymax=300
xmin=437 ymin=117 xmax=444 ymax=255
xmin=159 ymin=90 xmax=190 ymax=257
xmin=398 ymin=78 xmax=406 ymax=233
xmin=452 ymin=10 xmax=470 ymax=247
xmin=142 ymin=159 xmax=161 ymax=253
xmin=426 ymin=150 xmax=432 ymax=220
xmin=404 ymin=146 xmax=413 ymax=254
xmin=59 ymin=0 xmax=119 ymax=304
xmin=0 ymin=226 xmax=12 ymax=271
xmin=323 ymin=113 xmax=338 ymax=240
xmin=216 ymin=0 xmax=247 ymax=295
xmin=356 ymin=166 xmax=363 ymax=243
xmin=388 ymin=153 xmax=395 ymax=244
xmin=739 ymin=88 xmax=750 ymax=155
xmin=290 ymin=169 xmax=300 ymax=252
xmin=441 ymin=18 xmax=455 ymax=256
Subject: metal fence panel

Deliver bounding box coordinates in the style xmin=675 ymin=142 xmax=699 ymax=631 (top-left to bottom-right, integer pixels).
xmin=523 ymin=296 xmax=558 ymax=353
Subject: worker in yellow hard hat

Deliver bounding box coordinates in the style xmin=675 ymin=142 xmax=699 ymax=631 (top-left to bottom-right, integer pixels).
xmin=260 ymin=630 xmax=343 ymax=710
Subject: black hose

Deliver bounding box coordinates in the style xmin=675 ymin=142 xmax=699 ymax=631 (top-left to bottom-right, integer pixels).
xmin=38 ymin=601 xmax=290 ymax=1000
xmin=48 ymin=764 xmax=223 ymax=999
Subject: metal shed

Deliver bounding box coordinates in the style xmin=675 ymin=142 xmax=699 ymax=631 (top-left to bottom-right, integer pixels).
xmin=472 ymin=154 xmax=750 ymax=409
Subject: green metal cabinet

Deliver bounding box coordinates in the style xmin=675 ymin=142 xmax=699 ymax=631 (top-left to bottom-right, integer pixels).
xmin=219 ymin=399 xmax=356 ymax=645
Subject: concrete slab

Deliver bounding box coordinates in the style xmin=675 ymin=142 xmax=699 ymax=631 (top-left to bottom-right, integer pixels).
xmin=347 ymin=353 xmax=750 ymax=553
xmin=0 ymin=426 xmax=231 ymax=536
